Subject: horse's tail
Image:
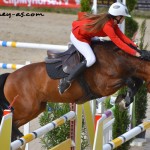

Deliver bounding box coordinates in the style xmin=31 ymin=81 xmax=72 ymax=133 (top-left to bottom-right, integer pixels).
xmin=0 ymin=73 xmax=10 ymax=122
xmin=0 ymin=73 xmax=24 ymax=141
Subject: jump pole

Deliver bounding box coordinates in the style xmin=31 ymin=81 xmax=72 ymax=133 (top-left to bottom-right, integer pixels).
xmin=103 ymin=121 xmax=150 ymax=150
xmin=0 ymin=41 xmax=68 ymax=52
xmin=11 ymin=111 xmax=76 ymax=150
xmin=0 ymin=63 xmax=25 ymax=70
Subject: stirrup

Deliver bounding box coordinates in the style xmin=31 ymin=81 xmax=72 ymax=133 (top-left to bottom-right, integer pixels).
xmin=58 ymin=78 xmax=71 ymax=94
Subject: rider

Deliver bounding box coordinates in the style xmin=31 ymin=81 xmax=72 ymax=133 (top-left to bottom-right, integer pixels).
xmin=58 ymin=2 xmax=141 ymax=94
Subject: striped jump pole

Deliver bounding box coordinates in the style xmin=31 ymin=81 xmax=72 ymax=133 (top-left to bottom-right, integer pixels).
xmin=0 ymin=41 xmax=68 ymax=52
xmin=103 ymin=121 xmax=150 ymax=150
xmin=11 ymin=111 xmax=76 ymax=150
xmin=0 ymin=63 xmax=25 ymax=70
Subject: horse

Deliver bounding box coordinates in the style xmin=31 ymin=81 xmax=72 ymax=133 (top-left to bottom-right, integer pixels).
xmin=1 ymin=40 xmax=150 ymax=141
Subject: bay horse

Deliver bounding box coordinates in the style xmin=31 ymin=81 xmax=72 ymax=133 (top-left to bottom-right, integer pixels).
xmin=0 ymin=41 xmax=150 ymax=140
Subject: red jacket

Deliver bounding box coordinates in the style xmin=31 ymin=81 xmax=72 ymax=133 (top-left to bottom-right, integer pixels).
xmin=72 ymin=19 xmax=137 ymax=56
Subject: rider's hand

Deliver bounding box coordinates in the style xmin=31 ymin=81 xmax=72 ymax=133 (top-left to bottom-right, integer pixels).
xmin=135 ymin=52 xmax=141 ymax=57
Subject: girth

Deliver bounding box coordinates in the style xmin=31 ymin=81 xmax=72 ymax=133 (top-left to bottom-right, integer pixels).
xmin=75 ymin=76 xmax=98 ymax=104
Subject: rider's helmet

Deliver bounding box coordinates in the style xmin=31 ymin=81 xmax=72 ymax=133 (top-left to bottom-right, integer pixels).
xmin=108 ymin=2 xmax=131 ymax=17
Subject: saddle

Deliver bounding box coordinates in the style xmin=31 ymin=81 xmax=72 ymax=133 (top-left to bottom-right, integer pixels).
xmin=45 ymin=44 xmax=98 ymax=102
xmin=45 ymin=44 xmax=82 ymax=79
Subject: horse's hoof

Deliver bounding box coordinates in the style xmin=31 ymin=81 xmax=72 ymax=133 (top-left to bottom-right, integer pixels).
xmin=115 ymin=94 xmax=126 ymax=104
xmin=116 ymin=100 xmax=129 ymax=111
xmin=124 ymin=95 xmax=131 ymax=104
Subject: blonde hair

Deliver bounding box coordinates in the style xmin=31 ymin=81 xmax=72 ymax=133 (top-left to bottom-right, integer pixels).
xmin=82 ymin=13 xmax=111 ymax=33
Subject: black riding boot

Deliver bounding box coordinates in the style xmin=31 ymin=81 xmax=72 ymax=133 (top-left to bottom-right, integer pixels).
xmin=58 ymin=60 xmax=87 ymax=94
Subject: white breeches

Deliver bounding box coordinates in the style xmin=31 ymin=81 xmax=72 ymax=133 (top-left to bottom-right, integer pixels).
xmin=70 ymin=32 xmax=96 ymax=67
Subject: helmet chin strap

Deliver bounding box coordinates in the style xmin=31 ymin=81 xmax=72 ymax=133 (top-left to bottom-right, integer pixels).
xmin=114 ymin=16 xmax=123 ymax=24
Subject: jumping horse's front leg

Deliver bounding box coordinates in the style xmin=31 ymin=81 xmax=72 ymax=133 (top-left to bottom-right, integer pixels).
xmin=115 ymin=77 xmax=143 ymax=109
xmin=125 ymin=77 xmax=143 ymax=107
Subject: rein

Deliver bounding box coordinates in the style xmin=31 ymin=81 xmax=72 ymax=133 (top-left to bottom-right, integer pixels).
xmin=115 ymin=16 xmax=123 ymax=24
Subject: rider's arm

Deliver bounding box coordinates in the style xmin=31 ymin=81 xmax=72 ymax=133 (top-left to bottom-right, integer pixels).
xmin=102 ymin=23 xmax=137 ymax=56
xmin=115 ymin=25 xmax=137 ymax=48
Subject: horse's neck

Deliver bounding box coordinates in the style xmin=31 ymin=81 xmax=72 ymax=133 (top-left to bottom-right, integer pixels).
xmin=93 ymin=42 xmax=150 ymax=86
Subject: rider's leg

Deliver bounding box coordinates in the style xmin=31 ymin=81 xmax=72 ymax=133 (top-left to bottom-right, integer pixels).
xmin=58 ymin=60 xmax=87 ymax=94
xmin=70 ymin=32 xmax=96 ymax=67
xmin=58 ymin=32 xmax=96 ymax=94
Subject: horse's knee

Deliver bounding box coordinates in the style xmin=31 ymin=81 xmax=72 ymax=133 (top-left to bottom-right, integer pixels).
xmin=132 ymin=77 xmax=143 ymax=87
xmin=125 ymin=78 xmax=135 ymax=88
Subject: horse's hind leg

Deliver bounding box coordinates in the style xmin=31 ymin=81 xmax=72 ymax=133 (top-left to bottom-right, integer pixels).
xmin=11 ymin=123 xmax=24 ymax=141
xmin=14 ymin=102 xmax=47 ymax=127
xmin=11 ymin=102 xmax=46 ymax=150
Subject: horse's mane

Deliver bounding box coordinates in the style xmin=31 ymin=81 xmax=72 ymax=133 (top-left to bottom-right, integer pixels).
xmin=91 ymin=40 xmax=129 ymax=60
xmin=92 ymin=40 xmax=121 ymax=53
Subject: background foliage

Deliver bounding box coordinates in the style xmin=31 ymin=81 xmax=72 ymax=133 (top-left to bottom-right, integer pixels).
xmin=39 ymin=103 xmax=70 ymax=149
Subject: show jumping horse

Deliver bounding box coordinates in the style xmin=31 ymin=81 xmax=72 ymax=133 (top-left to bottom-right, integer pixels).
xmin=0 ymin=40 xmax=150 ymax=141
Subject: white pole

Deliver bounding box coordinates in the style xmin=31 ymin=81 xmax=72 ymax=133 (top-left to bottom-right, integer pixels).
xmin=0 ymin=41 xmax=67 ymax=52
xmin=92 ymin=0 xmax=97 ymax=14
xmin=103 ymin=121 xmax=150 ymax=150
xmin=0 ymin=63 xmax=25 ymax=70
xmin=117 ymin=0 xmax=126 ymax=33
xmin=11 ymin=111 xmax=75 ymax=150
xmin=24 ymin=123 xmax=29 ymax=150
xmin=121 ymin=0 xmax=126 ymax=33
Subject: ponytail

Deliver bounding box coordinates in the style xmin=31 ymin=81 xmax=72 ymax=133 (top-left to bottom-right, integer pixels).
xmin=83 ymin=13 xmax=111 ymax=33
